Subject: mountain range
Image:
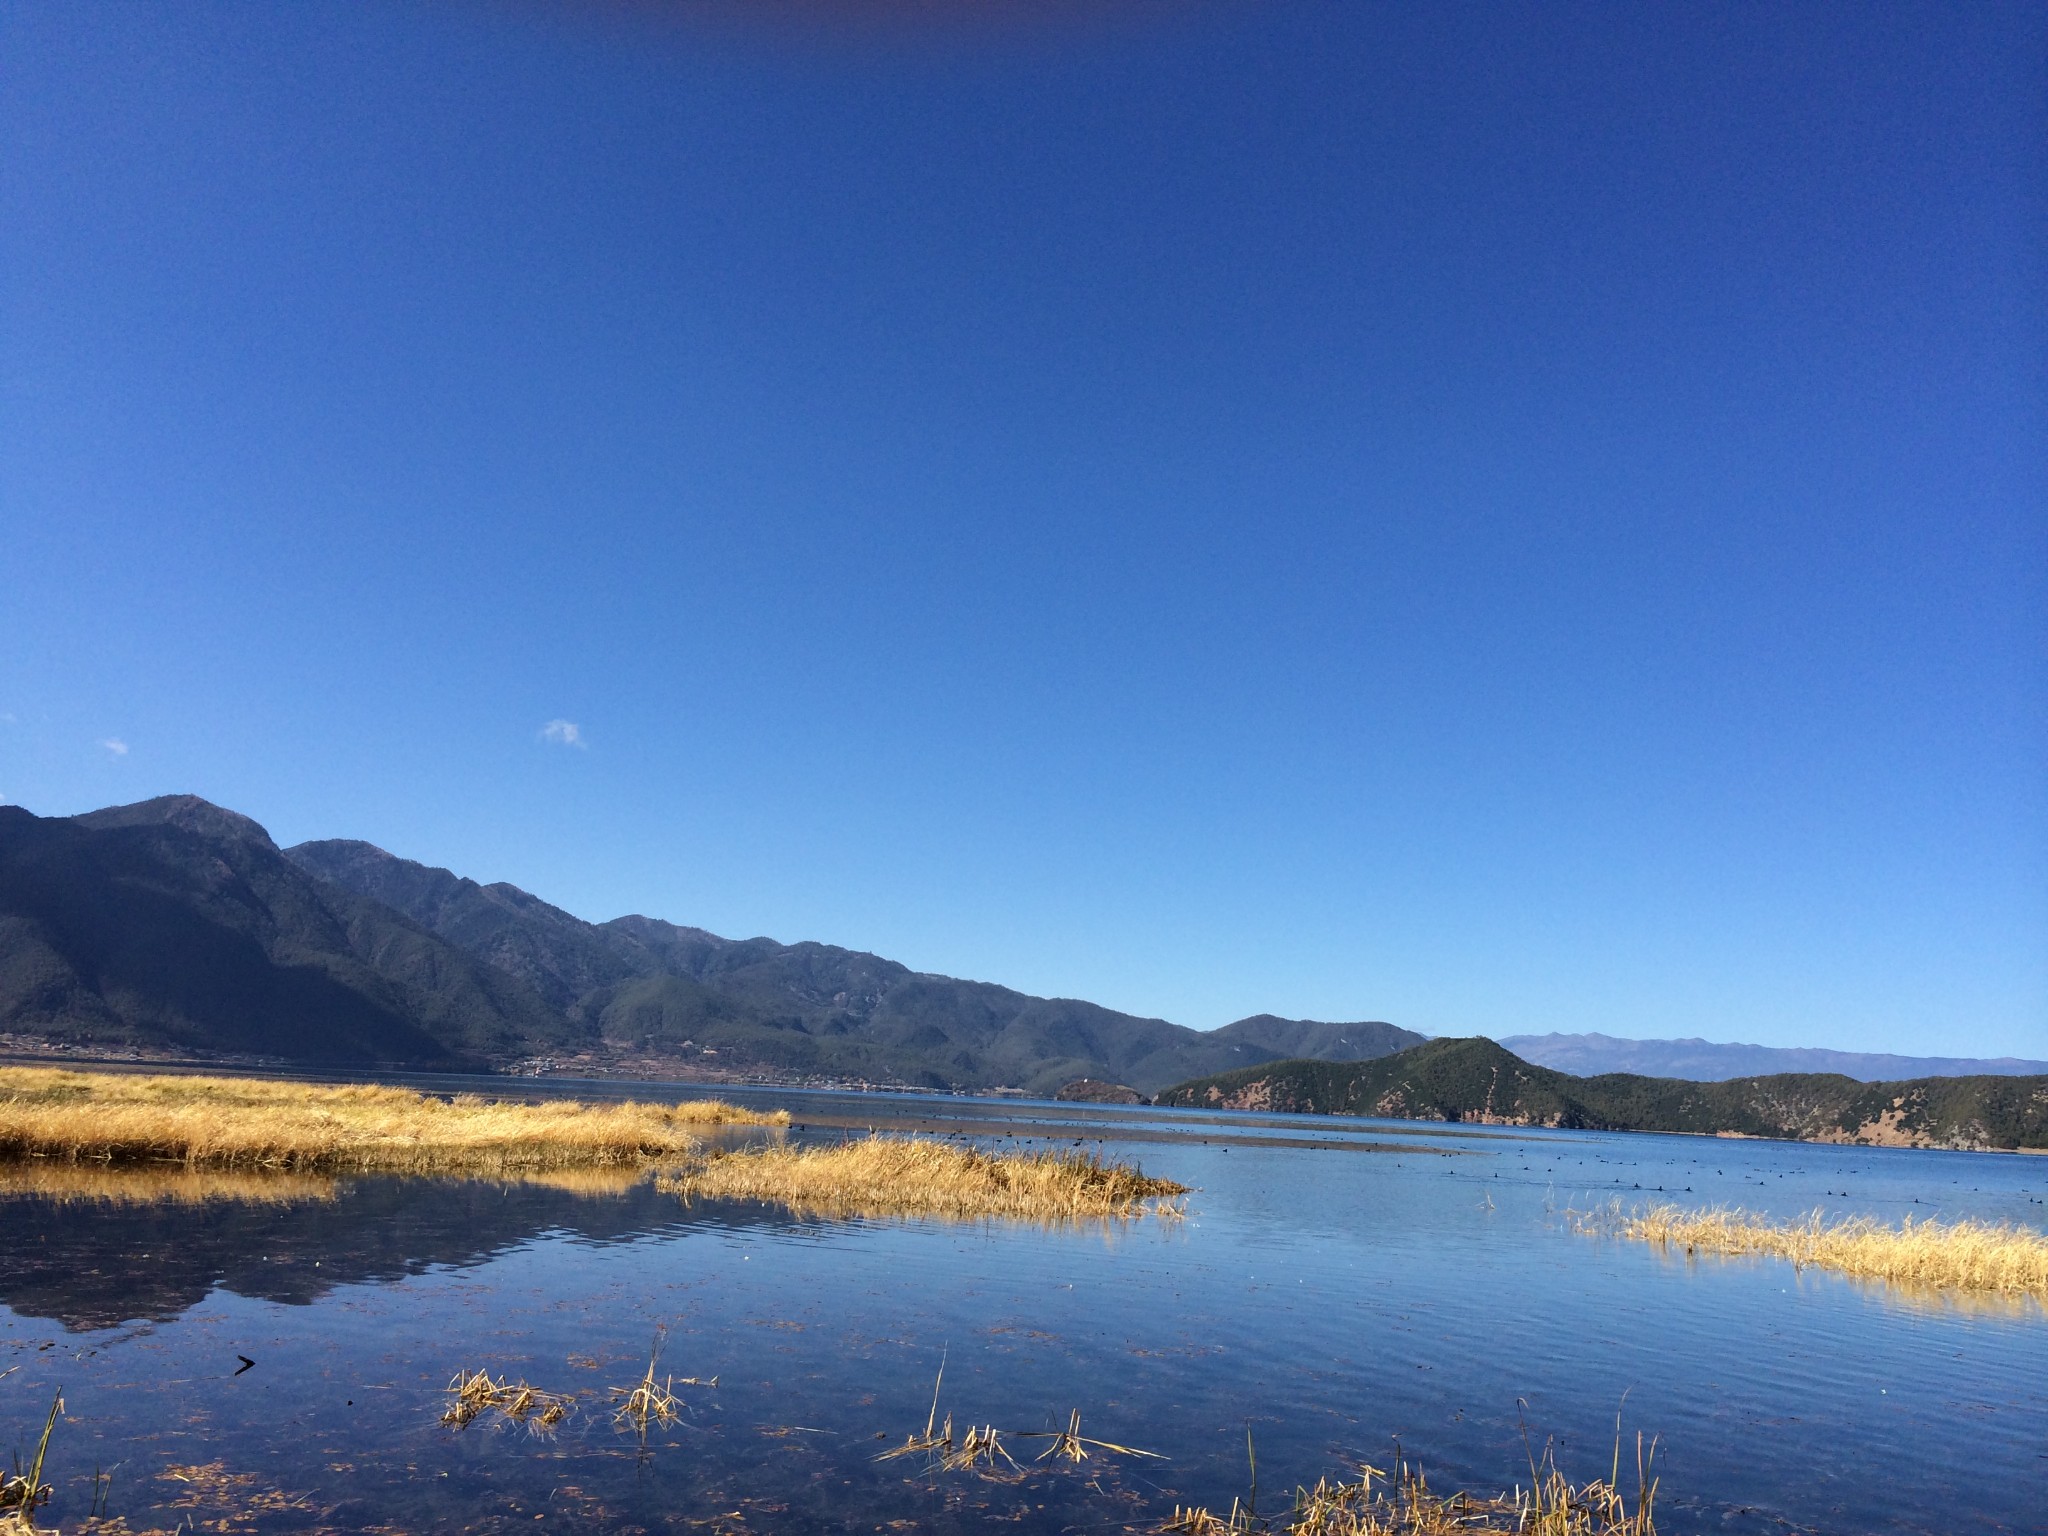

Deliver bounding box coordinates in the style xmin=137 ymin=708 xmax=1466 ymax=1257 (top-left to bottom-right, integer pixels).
xmin=0 ymin=795 xmax=1423 ymax=1094
xmin=5 ymin=794 xmax=2035 ymax=1102
xmin=1154 ymin=1037 xmax=2048 ymax=1151
xmin=1498 ymin=1032 xmax=2048 ymax=1082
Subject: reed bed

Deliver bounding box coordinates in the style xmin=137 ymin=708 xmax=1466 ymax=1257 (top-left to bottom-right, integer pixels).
xmin=0 ymin=1067 xmax=785 ymax=1175
xmin=657 ymin=1136 xmax=1187 ymax=1220
xmin=1605 ymin=1202 xmax=2048 ymax=1298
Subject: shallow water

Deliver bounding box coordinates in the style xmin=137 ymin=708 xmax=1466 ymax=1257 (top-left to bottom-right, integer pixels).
xmin=2 ymin=1083 xmax=2043 ymax=1534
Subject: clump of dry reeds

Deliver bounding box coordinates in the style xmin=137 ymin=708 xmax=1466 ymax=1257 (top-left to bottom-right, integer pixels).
xmin=1166 ymin=1432 xmax=1658 ymax=1536
xmin=0 ymin=1067 xmax=785 ymax=1176
xmin=877 ymin=1357 xmax=1160 ymax=1479
xmin=612 ymin=1333 xmax=714 ymax=1440
xmin=441 ymin=1369 xmax=572 ymax=1432
xmin=1600 ymin=1202 xmax=2048 ymax=1298
xmin=658 ymin=1136 xmax=1187 ymax=1220
xmin=0 ymin=1394 xmax=61 ymax=1536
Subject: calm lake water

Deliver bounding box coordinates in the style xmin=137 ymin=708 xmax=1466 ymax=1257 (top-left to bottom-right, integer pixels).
xmin=2 ymin=1079 xmax=2043 ymax=1534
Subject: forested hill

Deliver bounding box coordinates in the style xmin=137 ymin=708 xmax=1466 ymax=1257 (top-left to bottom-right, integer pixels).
xmin=1154 ymin=1038 xmax=2048 ymax=1151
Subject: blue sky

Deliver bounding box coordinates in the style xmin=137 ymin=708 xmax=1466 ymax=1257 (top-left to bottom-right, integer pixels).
xmin=2 ymin=2 xmax=2042 ymax=1055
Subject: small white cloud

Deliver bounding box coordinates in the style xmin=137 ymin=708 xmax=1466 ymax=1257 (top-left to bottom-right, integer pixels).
xmin=100 ymin=738 xmax=129 ymax=757
xmin=539 ymin=719 xmax=586 ymax=749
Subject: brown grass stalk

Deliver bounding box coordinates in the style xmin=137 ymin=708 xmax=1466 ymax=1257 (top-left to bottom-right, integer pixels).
xmin=657 ymin=1136 xmax=1187 ymax=1220
xmin=1605 ymin=1202 xmax=2048 ymax=1298
xmin=0 ymin=1067 xmax=785 ymax=1176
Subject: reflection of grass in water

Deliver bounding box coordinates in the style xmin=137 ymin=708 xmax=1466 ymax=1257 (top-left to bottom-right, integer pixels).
xmin=658 ymin=1136 xmax=1187 ymax=1220
xmin=0 ymin=1066 xmax=786 ymax=1175
xmin=0 ymin=1161 xmax=338 ymax=1205
xmin=0 ymin=1160 xmax=675 ymax=1204
xmin=1586 ymin=1201 xmax=2048 ymax=1299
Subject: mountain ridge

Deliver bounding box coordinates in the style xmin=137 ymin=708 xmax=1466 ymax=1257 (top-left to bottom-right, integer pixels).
xmin=0 ymin=800 xmax=564 ymax=1066
xmin=0 ymin=796 xmax=1419 ymax=1093
xmin=1498 ymin=1030 xmax=2048 ymax=1082
xmin=1154 ymin=1038 xmax=2048 ymax=1151
xmin=6 ymin=796 xmax=2029 ymax=1110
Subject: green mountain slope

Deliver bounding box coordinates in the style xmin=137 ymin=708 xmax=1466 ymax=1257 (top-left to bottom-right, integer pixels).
xmin=286 ymin=839 xmax=1285 ymax=1093
xmin=1 ymin=799 xmax=568 ymax=1065
xmin=1210 ymin=1014 xmax=1426 ymax=1062
xmin=1154 ymin=1037 xmax=2048 ymax=1150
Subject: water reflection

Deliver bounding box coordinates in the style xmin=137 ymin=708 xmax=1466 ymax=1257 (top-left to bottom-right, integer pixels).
xmin=0 ymin=1161 xmax=339 ymax=1206
xmin=0 ymin=1167 xmax=796 ymax=1331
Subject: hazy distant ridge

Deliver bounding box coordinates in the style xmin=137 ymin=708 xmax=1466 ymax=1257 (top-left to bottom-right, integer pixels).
xmin=1500 ymin=1032 xmax=2048 ymax=1083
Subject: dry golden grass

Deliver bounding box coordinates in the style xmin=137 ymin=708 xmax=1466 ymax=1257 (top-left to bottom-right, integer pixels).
xmin=0 ymin=1066 xmax=786 ymax=1176
xmin=657 ymin=1135 xmax=1187 ymax=1220
xmin=1610 ymin=1202 xmax=2048 ymax=1298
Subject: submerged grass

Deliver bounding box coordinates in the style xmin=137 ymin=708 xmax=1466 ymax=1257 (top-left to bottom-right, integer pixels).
xmin=657 ymin=1135 xmax=1188 ymax=1220
xmin=1597 ymin=1202 xmax=2048 ymax=1298
xmin=0 ymin=1067 xmax=786 ymax=1176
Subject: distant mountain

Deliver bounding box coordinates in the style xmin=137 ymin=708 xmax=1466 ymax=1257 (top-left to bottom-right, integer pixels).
xmin=286 ymin=836 xmax=1274 ymax=1093
xmin=0 ymin=798 xmax=566 ymax=1065
xmin=1155 ymin=1038 xmax=2048 ymax=1151
xmin=1212 ymin=1015 xmax=1425 ymax=1061
xmin=1499 ymin=1032 xmax=2048 ymax=1083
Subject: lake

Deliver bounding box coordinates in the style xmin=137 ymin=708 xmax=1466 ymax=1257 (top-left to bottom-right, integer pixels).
xmin=2 ymin=1078 xmax=2043 ymax=1534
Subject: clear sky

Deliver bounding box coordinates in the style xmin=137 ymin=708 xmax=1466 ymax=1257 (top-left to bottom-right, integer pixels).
xmin=2 ymin=2 xmax=2042 ymax=1056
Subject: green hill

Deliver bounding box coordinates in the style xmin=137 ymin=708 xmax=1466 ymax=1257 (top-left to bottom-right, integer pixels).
xmin=0 ymin=798 xmax=567 ymax=1066
xmin=1154 ymin=1037 xmax=2048 ymax=1150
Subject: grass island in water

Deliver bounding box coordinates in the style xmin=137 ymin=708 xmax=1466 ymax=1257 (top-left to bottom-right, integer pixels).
xmin=1594 ymin=1201 xmax=2048 ymax=1299
xmin=658 ymin=1134 xmax=1189 ymax=1220
xmin=0 ymin=1067 xmax=1187 ymax=1220
xmin=0 ymin=1066 xmax=784 ymax=1176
